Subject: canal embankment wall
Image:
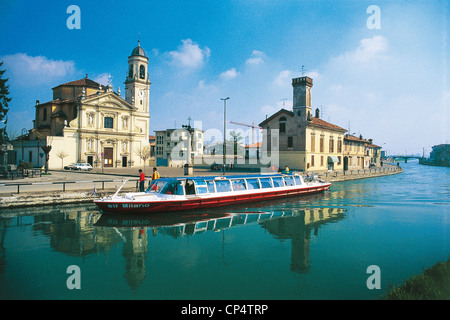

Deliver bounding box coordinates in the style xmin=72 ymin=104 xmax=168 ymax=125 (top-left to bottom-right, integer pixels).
xmin=0 ymin=165 xmax=403 ymax=209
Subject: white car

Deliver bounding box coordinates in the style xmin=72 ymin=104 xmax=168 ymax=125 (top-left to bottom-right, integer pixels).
xmin=73 ymin=163 xmax=93 ymax=171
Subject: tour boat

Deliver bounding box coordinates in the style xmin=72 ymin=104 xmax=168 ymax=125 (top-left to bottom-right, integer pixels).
xmin=93 ymin=172 xmax=331 ymax=214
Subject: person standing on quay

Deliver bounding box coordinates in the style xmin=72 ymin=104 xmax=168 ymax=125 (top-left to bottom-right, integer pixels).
xmin=138 ymin=169 xmax=145 ymax=192
xmin=151 ymin=167 xmax=160 ymax=181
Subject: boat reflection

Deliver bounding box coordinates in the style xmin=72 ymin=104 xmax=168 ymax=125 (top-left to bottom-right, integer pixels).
xmin=95 ymin=207 xmax=345 ymax=240
xmin=0 ymin=203 xmax=345 ymax=293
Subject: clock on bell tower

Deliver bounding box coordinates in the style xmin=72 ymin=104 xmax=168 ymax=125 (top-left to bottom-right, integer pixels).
xmin=124 ymin=40 xmax=151 ymax=114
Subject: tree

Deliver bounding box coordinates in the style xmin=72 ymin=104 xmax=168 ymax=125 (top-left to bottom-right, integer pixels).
xmin=35 ymin=131 xmax=52 ymax=173
xmin=229 ymin=130 xmax=243 ymax=156
xmin=0 ymin=61 xmax=12 ymax=145
xmin=56 ymin=150 xmax=69 ymax=169
xmin=41 ymin=144 xmax=52 ymax=173
xmin=136 ymin=145 xmax=151 ymax=173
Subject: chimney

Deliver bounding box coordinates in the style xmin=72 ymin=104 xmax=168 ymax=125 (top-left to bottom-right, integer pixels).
xmin=315 ymin=108 xmax=320 ymax=118
xmin=35 ymin=100 xmax=40 ymax=105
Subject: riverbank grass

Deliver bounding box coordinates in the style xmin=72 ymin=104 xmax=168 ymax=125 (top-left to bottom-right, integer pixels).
xmin=383 ymin=258 xmax=450 ymax=300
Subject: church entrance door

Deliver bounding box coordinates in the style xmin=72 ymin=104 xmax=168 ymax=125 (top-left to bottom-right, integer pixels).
xmin=104 ymin=147 xmax=113 ymax=167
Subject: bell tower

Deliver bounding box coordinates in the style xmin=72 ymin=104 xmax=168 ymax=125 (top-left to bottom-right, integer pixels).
xmin=124 ymin=40 xmax=151 ymax=114
xmin=292 ymin=76 xmax=313 ymax=123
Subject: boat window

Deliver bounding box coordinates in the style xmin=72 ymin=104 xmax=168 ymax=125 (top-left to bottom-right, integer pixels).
xmin=193 ymin=179 xmax=208 ymax=194
xmin=206 ymin=180 xmax=216 ymax=193
xmin=215 ymin=180 xmax=232 ymax=192
xmin=231 ymin=179 xmax=247 ymax=191
xmin=146 ymin=180 xmax=167 ymax=193
xmin=284 ymin=176 xmax=295 ymax=186
xmin=272 ymin=177 xmax=285 ymax=187
xmin=294 ymin=176 xmax=302 ymax=185
xmin=259 ymin=177 xmax=273 ymax=189
xmin=246 ymin=178 xmax=260 ymax=189
xmin=160 ymin=181 xmax=184 ymax=195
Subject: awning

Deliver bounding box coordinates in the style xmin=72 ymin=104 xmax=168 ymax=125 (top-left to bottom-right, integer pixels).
xmin=328 ymin=156 xmax=339 ymax=163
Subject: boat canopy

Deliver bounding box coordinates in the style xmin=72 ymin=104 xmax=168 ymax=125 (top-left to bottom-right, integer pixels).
xmin=146 ymin=173 xmax=305 ymax=196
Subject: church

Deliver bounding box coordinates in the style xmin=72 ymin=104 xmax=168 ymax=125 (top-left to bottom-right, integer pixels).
xmin=11 ymin=42 xmax=151 ymax=170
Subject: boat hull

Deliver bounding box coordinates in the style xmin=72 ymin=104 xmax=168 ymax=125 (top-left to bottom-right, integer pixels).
xmin=94 ymin=183 xmax=331 ymax=214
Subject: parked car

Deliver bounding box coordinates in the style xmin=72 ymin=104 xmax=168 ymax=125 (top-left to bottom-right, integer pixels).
xmin=210 ymin=163 xmax=224 ymax=171
xmin=73 ymin=163 xmax=93 ymax=171
xmin=64 ymin=163 xmax=77 ymax=170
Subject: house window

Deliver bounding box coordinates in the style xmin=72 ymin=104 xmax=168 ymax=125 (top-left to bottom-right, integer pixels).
xmin=279 ymin=116 xmax=286 ymax=133
xmin=329 ymin=138 xmax=334 ymax=153
xmin=337 ymin=139 xmax=342 ymax=153
xmin=42 ymin=108 xmax=47 ymax=121
xmin=320 ymin=136 xmax=324 ymax=152
xmin=287 ymin=136 xmax=293 ymax=148
xmin=311 ymin=134 xmax=315 ymax=152
xmin=311 ymin=155 xmax=315 ymax=166
xmin=104 ymin=117 xmax=113 ymax=129
xmin=321 ymin=156 xmax=324 ymax=166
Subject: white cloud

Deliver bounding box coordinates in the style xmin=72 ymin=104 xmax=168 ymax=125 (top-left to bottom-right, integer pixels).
xmin=246 ymin=50 xmax=265 ymax=65
xmin=340 ymin=35 xmax=388 ymax=63
xmin=1 ymin=53 xmax=76 ymax=85
xmin=169 ymin=39 xmax=211 ymax=69
xmin=260 ymin=104 xmax=279 ymax=117
xmin=220 ymin=68 xmax=239 ymax=80
xmin=273 ymin=70 xmax=292 ymax=87
xmin=93 ymin=73 xmax=112 ymax=86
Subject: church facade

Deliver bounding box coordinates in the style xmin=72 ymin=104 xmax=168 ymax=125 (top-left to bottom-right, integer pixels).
xmin=12 ymin=42 xmax=151 ymax=170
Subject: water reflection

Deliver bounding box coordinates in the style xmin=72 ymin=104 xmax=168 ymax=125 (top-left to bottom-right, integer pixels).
xmin=0 ymin=203 xmax=345 ymax=294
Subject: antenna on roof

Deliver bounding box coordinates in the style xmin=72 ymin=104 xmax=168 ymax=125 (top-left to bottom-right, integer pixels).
xmin=301 ymin=65 xmax=306 ymax=76
xmin=138 ymin=33 xmax=141 ymax=46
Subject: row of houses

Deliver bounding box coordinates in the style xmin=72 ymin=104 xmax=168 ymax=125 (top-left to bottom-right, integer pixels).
xmin=2 ymin=40 xmax=381 ymax=173
xmin=153 ymin=76 xmax=381 ymax=172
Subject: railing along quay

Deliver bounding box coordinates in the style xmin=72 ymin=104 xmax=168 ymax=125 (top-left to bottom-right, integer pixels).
xmin=319 ymin=165 xmax=402 ymax=180
xmin=0 ymin=179 xmax=140 ymax=194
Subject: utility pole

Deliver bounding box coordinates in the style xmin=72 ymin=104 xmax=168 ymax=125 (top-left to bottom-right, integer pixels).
xmin=221 ymin=97 xmax=230 ymax=175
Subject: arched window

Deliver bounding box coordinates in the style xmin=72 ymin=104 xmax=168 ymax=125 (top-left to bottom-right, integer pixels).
xmin=279 ymin=116 xmax=287 ymax=133
xmin=128 ymin=65 xmax=133 ymax=78
xmin=139 ymin=65 xmax=145 ymax=79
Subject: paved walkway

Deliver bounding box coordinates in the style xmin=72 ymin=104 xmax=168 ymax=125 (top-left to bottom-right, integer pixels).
xmin=0 ymin=164 xmax=402 ymax=196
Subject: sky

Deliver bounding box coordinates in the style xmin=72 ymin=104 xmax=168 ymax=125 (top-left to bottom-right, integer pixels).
xmin=0 ymin=0 xmax=448 ymax=156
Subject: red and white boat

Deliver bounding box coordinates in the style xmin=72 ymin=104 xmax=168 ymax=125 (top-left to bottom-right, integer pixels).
xmin=93 ymin=172 xmax=331 ymax=214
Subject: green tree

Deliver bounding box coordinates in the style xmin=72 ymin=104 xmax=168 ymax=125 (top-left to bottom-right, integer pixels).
xmin=0 ymin=61 xmax=12 ymax=145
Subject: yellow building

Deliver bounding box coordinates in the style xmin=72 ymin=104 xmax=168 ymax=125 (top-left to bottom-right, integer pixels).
xmin=259 ymin=76 xmax=347 ymax=172
xmin=343 ymin=134 xmax=382 ymax=170
xmin=12 ymin=42 xmax=151 ymax=170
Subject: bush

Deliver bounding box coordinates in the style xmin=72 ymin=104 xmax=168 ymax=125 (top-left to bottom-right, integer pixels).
xmin=383 ymin=258 xmax=450 ymax=300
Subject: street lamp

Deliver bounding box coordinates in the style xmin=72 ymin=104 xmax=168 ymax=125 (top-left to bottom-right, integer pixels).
xmin=221 ymin=97 xmax=230 ymax=175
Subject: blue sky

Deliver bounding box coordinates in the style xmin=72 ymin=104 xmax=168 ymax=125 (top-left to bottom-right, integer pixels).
xmin=0 ymin=0 xmax=448 ymax=155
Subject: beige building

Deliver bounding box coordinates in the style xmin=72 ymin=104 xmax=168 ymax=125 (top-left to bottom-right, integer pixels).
xmin=11 ymin=42 xmax=151 ymax=170
xmin=259 ymin=76 xmax=347 ymax=172
xmin=343 ymin=134 xmax=381 ymax=170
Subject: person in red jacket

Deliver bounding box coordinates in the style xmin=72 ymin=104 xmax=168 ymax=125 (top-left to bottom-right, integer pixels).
xmin=138 ymin=169 xmax=145 ymax=192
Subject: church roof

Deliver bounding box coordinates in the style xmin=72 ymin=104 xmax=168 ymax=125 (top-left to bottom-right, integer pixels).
xmin=130 ymin=41 xmax=146 ymax=57
xmin=53 ymin=76 xmax=104 ymax=90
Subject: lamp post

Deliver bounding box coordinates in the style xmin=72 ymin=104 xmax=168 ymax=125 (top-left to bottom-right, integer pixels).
xmin=221 ymin=97 xmax=230 ymax=175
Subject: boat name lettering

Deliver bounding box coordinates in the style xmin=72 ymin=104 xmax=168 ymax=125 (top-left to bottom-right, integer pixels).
xmin=122 ymin=203 xmax=153 ymax=208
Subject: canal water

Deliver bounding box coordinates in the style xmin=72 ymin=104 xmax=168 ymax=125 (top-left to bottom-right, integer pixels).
xmin=0 ymin=161 xmax=448 ymax=300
